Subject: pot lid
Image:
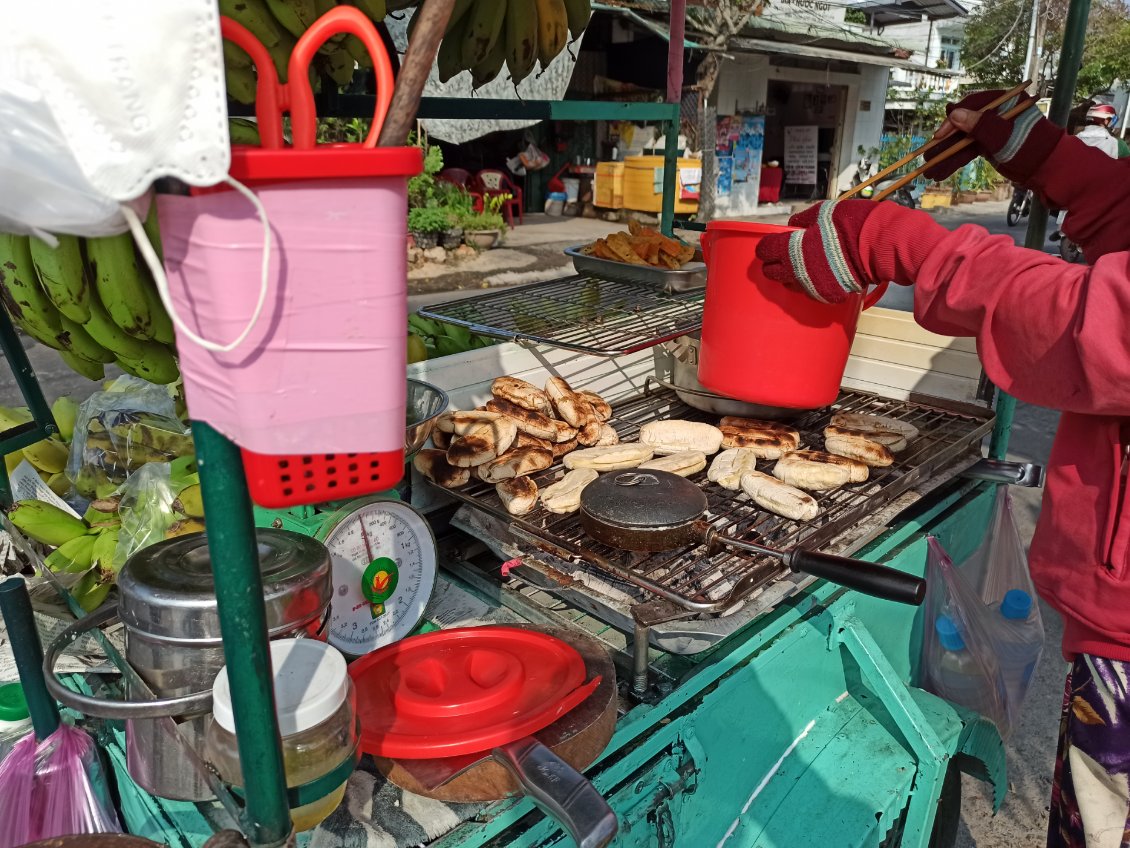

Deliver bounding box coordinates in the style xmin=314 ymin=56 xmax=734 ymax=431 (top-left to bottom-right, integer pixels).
xmin=349 ymin=626 xmax=601 ymax=758
xmin=580 ymin=470 xmax=706 ymax=529
xmin=118 ymin=529 xmax=331 ymax=642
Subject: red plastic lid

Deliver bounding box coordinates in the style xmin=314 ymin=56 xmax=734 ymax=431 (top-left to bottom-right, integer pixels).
xmin=705 ymin=220 xmax=798 ymax=234
xmin=350 ymin=626 xmax=601 ymax=758
xmin=229 ymin=145 xmax=423 ymax=182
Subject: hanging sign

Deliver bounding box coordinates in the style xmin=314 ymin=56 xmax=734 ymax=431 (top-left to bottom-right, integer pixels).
xmin=784 ymin=125 xmax=819 ymax=185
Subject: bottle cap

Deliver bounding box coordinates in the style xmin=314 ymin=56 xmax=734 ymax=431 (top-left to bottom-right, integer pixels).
xmin=935 ymin=615 xmax=966 ymax=651
xmin=0 ymin=681 xmax=30 ymax=723
xmin=1000 ymin=589 xmax=1032 ymax=620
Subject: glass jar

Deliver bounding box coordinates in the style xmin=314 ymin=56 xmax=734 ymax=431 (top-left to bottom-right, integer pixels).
xmin=206 ymin=640 xmax=356 ymax=831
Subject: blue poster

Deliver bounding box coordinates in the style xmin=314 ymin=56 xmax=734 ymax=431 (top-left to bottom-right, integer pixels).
xmin=717 ymin=156 xmax=734 ymax=196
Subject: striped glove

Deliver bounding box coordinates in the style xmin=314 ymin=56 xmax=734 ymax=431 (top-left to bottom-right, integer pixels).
xmin=923 ymin=90 xmax=1062 ymax=185
xmin=756 ymin=200 xmax=948 ymax=304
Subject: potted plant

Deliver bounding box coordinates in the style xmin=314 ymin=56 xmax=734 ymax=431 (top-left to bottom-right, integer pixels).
xmin=461 ymin=194 xmax=511 ymax=250
xmin=407 ymin=207 xmax=453 ymax=250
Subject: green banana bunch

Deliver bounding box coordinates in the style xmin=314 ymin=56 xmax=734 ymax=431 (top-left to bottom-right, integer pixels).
xmin=562 ymin=0 xmax=590 ymax=39
xmin=534 ymin=0 xmax=568 ymax=69
xmin=219 ymin=0 xmax=285 ymax=48
xmin=9 ymin=500 xmax=90 ymax=546
xmin=462 ymin=0 xmax=507 ymax=70
xmin=91 ymin=527 xmax=123 ymax=574
xmin=173 ymin=484 xmax=205 ymax=519
xmin=0 ymin=234 xmax=71 ymax=351
xmin=350 ymin=0 xmax=388 ymax=24
xmin=229 ymin=118 xmax=262 ymax=146
xmin=84 ymin=500 xmax=122 ymax=531
xmin=437 ymin=11 xmax=471 ymax=83
xmin=85 ymin=234 xmax=154 ymax=340
xmin=225 ymin=66 xmax=258 ymax=105
xmin=22 ymin=439 xmax=69 ymax=475
xmin=504 ymin=0 xmax=538 ymax=84
xmin=471 ymin=30 xmax=507 ymax=89
xmin=59 ymin=351 xmax=105 ymax=381
xmin=29 ymin=235 xmax=91 ymax=324
xmin=320 ymin=44 xmax=357 ymax=85
xmin=265 ymin=0 xmax=318 ymax=38
xmin=343 ymin=34 xmax=374 ymax=69
xmin=71 ymin=568 xmax=112 ymax=613
xmin=51 ymin=397 xmax=79 ymax=442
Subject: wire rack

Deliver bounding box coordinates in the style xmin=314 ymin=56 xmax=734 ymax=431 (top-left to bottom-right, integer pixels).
xmin=441 ymin=387 xmax=995 ymax=613
xmin=417 ymin=274 xmax=704 ymax=357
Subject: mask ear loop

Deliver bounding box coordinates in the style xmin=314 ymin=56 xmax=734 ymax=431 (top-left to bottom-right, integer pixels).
xmin=122 ymin=175 xmax=271 ymax=354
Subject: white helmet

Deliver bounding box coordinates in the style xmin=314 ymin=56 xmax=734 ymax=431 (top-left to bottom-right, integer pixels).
xmin=1087 ymin=103 xmax=1118 ymax=126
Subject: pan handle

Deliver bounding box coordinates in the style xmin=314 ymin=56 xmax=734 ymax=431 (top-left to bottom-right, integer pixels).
xmin=787 ymin=550 xmax=926 ymax=606
xmin=492 ymin=737 xmax=618 ymax=848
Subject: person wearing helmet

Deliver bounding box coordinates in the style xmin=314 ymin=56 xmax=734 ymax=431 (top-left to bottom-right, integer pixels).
xmin=754 ymin=89 xmax=1130 ymax=847
xmin=1079 ymin=103 xmax=1130 ymax=158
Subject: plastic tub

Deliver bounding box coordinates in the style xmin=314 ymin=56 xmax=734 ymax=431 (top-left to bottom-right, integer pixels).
xmin=545 ymin=192 xmax=568 ymax=216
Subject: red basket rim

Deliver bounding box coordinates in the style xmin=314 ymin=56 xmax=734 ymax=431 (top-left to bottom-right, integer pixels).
xmin=229 ymin=145 xmax=423 ymax=181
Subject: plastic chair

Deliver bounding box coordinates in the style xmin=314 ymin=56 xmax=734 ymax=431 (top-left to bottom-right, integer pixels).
xmin=437 ymin=168 xmax=484 ymax=212
xmin=474 ymin=169 xmax=524 ymax=226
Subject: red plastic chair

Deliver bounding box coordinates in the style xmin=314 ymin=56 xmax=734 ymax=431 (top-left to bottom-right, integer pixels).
xmin=437 ymin=168 xmax=484 ymax=212
xmin=474 ymin=169 xmax=524 ymax=226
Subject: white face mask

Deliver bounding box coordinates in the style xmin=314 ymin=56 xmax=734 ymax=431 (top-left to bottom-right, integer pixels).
xmin=1 ymin=0 xmax=231 ymax=239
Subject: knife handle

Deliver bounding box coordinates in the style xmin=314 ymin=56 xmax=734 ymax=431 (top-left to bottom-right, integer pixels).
xmin=492 ymin=737 xmax=618 ymax=848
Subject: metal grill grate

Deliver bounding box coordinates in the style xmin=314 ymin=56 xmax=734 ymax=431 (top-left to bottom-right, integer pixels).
xmin=417 ymin=274 xmax=704 ymax=357
xmin=440 ymin=387 xmax=994 ymax=613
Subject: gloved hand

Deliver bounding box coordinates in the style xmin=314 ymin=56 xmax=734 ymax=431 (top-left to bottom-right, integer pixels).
xmin=922 ymin=90 xmax=1062 ymax=185
xmin=756 ymin=200 xmax=949 ymax=304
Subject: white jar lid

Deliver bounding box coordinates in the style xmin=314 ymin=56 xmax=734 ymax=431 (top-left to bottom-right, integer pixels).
xmin=212 ymin=639 xmax=348 ymax=736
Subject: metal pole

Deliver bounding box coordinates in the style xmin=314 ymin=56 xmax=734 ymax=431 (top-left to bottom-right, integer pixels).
xmin=667 ymin=0 xmax=686 ymax=103
xmin=1022 ymin=0 xmax=1041 ymax=83
xmin=191 ymin=422 xmax=292 ymax=847
xmin=660 ymin=0 xmax=687 ymax=236
xmin=0 ymin=577 xmax=61 ymax=740
xmin=992 ymin=0 xmax=1090 ymax=459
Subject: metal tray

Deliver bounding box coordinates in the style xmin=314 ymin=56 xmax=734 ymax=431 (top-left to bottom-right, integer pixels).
xmin=564 ymin=244 xmax=706 ymax=292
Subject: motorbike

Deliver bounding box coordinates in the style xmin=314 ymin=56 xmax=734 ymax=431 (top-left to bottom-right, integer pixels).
xmin=1006 ymin=185 xmax=1031 ymax=226
xmin=838 ymin=156 xmax=919 ymax=208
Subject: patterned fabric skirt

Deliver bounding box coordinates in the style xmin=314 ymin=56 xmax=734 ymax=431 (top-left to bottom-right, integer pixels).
xmin=1048 ymin=655 xmax=1130 ymax=848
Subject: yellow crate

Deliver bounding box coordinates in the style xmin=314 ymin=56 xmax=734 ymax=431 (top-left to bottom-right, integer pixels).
xmin=594 ymin=162 xmax=625 ymax=208
xmin=920 ymin=191 xmax=953 ymax=209
xmin=622 ymin=156 xmax=699 ymax=214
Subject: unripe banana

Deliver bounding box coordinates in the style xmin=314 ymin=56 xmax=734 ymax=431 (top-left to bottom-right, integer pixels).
xmin=219 ymin=0 xmax=284 ymax=48
xmin=166 ymin=518 xmax=206 ymax=539
xmin=505 ymin=0 xmax=538 ymax=84
xmin=59 ymin=317 xmax=114 ymax=364
xmin=351 ymin=0 xmax=388 ymax=24
xmin=8 ymin=499 xmax=90 ymax=546
xmin=85 ymin=234 xmax=154 ymax=340
xmin=462 ymin=0 xmax=507 ymax=69
xmin=22 ymin=439 xmax=69 ymax=474
xmin=321 ymin=45 xmax=357 ymax=85
xmin=5 ymin=452 xmax=22 ymax=475
xmin=50 ymin=397 xmax=79 ymax=442
xmin=71 ymin=569 xmax=113 ymax=613
xmin=225 ymin=66 xmax=258 ymax=106
xmin=343 ymin=34 xmax=374 ymax=69
xmin=0 ymin=406 xmax=32 ymax=431
xmin=173 ymin=484 xmax=205 ymax=519
xmin=134 ymin=248 xmax=175 ymax=346
xmin=59 ymin=350 xmax=106 ymax=382
xmin=437 ymin=11 xmax=472 ymax=83
xmin=223 ymin=40 xmax=254 ymax=70
xmin=91 ymin=527 xmax=122 ymax=574
xmin=229 ymin=118 xmax=263 ymax=146
xmin=534 ymin=0 xmax=568 ymax=68
xmin=0 ymin=234 xmax=70 ymax=351
xmin=142 ymin=202 xmax=164 ymax=264
xmin=29 ymin=235 xmax=92 ymax=324
xmin=471 ymin=30 xmax=506 ymax=89
xmin=265 ymin=0 xmax=318 ymax=38
xmin=83 ymin=502 xmax=122 ymax=531
xmin=46 ymin=534 xmax=96 ymax=573
xmin=315 ymin=0 xmax=347 ymax=41
xmin=115 ymin=344 xmax=181 ymax=386
xmin=79 ymin=294 xmax=147 ymax=360
xmin=46 ymin=472 xmax=71 ymax=498
xmin=561 ymin=0 xmax=590 ymax=39
xmin=267 ymin=30 xmax=298 ymax=82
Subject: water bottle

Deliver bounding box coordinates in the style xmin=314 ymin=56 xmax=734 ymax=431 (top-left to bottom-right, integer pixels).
xmin=0 ymin=681 xmax=32 ymax=763
xmin=993 ymin=589 xmax=1043 ymax=710
xmin=934 ymin=615 xmax=999 ymax=717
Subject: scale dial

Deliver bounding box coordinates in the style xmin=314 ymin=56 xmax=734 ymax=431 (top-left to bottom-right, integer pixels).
xmin=317 ymin=498 xmax=438 ymax=657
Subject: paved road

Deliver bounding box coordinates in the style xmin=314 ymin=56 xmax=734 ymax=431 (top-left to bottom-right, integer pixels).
xmin=0 ymin=200 xmax=1065 ymax=846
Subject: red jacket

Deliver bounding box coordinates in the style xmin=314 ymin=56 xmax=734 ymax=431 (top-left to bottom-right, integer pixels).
xmin=872 ymin=136 xmax=1130 ymax=660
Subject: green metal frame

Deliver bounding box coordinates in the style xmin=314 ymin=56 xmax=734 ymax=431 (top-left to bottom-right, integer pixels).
xmin=0 ymin=311 xmax=58 ymax=506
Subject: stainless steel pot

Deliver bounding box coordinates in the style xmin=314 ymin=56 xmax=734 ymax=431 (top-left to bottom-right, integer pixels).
xmin=44 ymin=529 xmax=332 ymax=802
xmin=664 ymin=334 xmax=801 ymax=420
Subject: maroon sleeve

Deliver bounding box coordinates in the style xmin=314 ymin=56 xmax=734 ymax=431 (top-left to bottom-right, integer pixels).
xmin=909 ymin=224 xmax=1130 ymax=416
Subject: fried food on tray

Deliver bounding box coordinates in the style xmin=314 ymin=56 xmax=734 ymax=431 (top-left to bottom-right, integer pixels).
xmin=582 ymin=223 xmax=696 ymax=269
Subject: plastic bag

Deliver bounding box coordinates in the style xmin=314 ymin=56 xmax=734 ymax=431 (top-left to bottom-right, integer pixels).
xmin=66 ymin=377 xmax=190 ymax=499
xmin=517 ymin=142 xmax=550 ymax=172
xmin=0 ymin=724 xmax=121 ymax=848
xmin=961 ymin=488 xmax=1045 ymax=718
xmin=115 ymin=462 xmax=190 ymax=566
xmin=920 ymin=536 xmax=1012 ymax=736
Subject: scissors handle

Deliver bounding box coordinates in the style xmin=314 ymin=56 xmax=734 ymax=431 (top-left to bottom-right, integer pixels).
xmin=220 ymin=5 xmax=394 ymax=151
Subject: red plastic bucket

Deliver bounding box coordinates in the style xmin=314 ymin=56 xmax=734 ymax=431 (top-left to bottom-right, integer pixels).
xmin=697 ymin=221 xmax=887 ymax=409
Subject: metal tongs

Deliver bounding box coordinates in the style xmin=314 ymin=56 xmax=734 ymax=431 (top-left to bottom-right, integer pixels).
xmin=841 ymin=80 xmax=1034 ymax=203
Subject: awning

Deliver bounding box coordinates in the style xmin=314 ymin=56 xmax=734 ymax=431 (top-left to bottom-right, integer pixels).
xmin=592 ymin=2 xmax=701 ymax=47
xmin=848 ymin=0 xmax=968 ymax=26
xmin=729 ymin=35 xmax=961 ymax=76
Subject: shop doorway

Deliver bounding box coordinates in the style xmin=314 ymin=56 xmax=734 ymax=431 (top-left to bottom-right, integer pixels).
xmin=764 ymin=81 xmax=847 ymax=200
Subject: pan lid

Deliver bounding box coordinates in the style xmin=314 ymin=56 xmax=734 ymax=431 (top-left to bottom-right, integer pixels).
xmin=349 ymin=626 xmax=602 ymax=758
xmin=580 ymin=470 xmax=707 ymax=529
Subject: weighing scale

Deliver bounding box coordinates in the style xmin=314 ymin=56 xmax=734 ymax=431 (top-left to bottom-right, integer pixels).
xmin=256 ymin=495 xmax=438 ymax=656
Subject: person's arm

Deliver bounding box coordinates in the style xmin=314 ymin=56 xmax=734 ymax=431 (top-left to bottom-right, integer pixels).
xmin=901 ymin=221 xmax=1130 ymax=415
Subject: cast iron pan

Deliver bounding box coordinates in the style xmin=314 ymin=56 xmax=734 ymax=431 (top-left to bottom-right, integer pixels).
xmin=375 ymin=627 xmax=618 ymax=846
xmin=579 ymin=470 xmax=926 ymax=606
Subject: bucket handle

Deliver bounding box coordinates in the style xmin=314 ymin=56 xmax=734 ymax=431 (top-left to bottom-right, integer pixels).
xmin=220 ymin=8 xmax=394 ymax=149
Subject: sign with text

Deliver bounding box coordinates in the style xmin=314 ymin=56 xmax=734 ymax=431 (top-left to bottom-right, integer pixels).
xmin=784 ymin=125 xmax=818 ymax=185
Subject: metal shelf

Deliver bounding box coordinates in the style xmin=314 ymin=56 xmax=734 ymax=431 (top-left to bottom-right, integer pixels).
xmin=418 ymin=274 xmax=704 ymax=357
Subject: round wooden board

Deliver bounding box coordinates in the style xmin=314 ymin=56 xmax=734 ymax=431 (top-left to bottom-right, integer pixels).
xmin=374 ymin=627 xmax=618 ymax=803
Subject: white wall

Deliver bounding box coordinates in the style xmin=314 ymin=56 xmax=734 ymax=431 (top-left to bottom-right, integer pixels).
xmin=713 ymin=54 xmax=889 ymax=213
